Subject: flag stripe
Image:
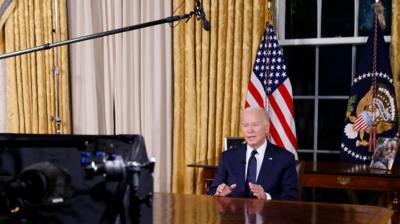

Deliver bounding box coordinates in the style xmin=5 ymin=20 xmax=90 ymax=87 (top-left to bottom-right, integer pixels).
xmin=269 ymin=95 xmax=297 ymax=149
xmin=247 ymin=74 xmax=267 ymax=107
xmin=269 ymin=122 xmax=284 ymax=148
xmin=280 ymin=80 xmax=295 ymax=117
xmin=246 ymin=89 xmax=260 ymax=109
xmin=247 ymin=81 xmax=264 ymax=107
xmin=273 ymin=83 xmax=296 ymax=129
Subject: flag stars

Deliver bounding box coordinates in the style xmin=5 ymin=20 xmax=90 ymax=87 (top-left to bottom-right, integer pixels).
xmin=254 ymin=65 xmax=259 ymax=71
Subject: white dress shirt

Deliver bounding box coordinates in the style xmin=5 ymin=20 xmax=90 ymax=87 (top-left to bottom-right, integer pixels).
xmin=245 ymin=140 xmax=271 ymax=200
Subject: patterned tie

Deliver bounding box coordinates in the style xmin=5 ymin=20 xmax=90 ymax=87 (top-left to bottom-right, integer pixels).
xmin=246 ymin=150 xmax=258 ymax=197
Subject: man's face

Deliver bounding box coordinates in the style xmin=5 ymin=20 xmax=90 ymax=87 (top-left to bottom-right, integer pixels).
xmin=241 ymin=109 xmax=269 ymax=149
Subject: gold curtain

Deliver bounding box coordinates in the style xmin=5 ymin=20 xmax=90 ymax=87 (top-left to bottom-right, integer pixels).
xmin=172 ymin=0 xmax=272 ymax=194
xmin=392 ymin=0 xmax=400 ymax=118
xmin=3 ymin=0 xmax=71 ymax=134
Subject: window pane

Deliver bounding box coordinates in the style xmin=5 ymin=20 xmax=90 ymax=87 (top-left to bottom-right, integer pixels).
xmin=317 ymin=153 xmax=340 ymax=161
xmin=319 ymin=45 xmax=352 ymax=95
xmin=284 ymin=46 xmax=315 ymax=95
xmin=285 ymin=0 xmax=317 ymax=38
xmin=321 ymin=0 xmax=354 ymax=37
xmin=359 ymin=0 xmax=392 ymax=36
xmin=317 ymin=99 xmax=347 ymax=150
xmin=298 ymin=152 xmax=313 ymax=161
xmin=294 ymin=99 xmax=314 ymax=149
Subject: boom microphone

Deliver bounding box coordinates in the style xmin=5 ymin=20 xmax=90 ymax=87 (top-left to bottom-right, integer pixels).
xmin=195 ymin=0 xmax=211 ymax=31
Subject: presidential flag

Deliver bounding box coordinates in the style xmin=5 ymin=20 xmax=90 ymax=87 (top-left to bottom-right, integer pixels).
xmin=341 ymin=16 xmax=397 ymax=163
xmin=245 ymin=24 xmax=298 ymax=160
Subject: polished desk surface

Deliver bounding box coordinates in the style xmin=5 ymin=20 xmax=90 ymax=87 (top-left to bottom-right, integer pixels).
xmin=153 ymin=193 xmax=393 ymax=224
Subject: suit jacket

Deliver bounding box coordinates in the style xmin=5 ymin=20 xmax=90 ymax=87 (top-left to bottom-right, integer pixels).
xmin=207 ymin=142 xmax=298 ymax=200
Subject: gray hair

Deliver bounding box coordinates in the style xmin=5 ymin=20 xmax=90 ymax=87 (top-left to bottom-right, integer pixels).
xmin=240 ymin=107 xmax=269 ymax=125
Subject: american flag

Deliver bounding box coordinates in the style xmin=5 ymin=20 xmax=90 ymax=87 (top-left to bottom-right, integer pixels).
xmin=245 ymin=24 xmax=298 ymax=160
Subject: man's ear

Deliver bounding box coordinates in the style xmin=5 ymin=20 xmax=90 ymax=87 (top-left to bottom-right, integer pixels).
xmin=265 ymin=122 xmax=270 ymax=137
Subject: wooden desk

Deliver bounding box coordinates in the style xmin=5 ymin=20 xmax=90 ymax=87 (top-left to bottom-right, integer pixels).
xmin=302 ymin=161 xmax=400 ymax=191
xmin=153 ymin=192 xmax=393 ymax=223
xmin=188 ymin=159 xmax=400 ymax=222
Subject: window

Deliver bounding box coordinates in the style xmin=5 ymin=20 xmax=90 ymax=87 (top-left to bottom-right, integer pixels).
xmin=276 ymin=0 xmax=392 ymax=161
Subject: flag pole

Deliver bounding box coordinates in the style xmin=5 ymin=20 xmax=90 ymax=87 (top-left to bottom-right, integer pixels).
xmin=265 ymin=0 xmax=272 ymax=114
xmin=369 ymin=1 xmax=386 ymax=152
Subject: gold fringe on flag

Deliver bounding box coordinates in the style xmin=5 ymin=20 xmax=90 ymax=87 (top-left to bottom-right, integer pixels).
xmin=373 ymin=1 xmax=386 ymax=30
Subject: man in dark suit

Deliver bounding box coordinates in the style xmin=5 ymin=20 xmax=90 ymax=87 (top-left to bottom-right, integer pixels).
xmin=208 ymin=107 xmax=298 ymax=200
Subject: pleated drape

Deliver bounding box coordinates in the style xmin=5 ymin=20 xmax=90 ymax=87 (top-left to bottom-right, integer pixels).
xmin=68 ymin=1 xmax=172 ymax=192
xmin=172 ymin=0 xmax=271 ymax=194
xmin=3 ymin=0 xmax=70 ymax=134
xmin=392 ymin=0 xmax=400 ymax=118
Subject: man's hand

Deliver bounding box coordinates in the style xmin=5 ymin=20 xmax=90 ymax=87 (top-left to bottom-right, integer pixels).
xmin=214 ymin=183 xmax=237 ymax=197
xmin=249 ymin=183 xmax=266 ymax=200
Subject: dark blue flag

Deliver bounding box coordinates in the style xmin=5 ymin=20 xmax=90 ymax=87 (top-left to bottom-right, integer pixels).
xmin=341 ymin=17 xmax=398 ymax=163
